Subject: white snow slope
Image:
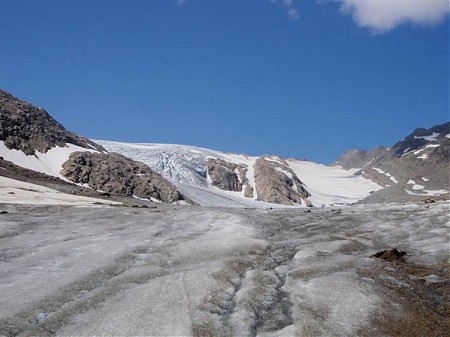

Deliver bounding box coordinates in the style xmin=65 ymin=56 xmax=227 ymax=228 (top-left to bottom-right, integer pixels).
xmin=0 ymin=176 xmax=119 ymax=206
xmin=0 ymin=141 xmax=97 ymax=180
xmin=96 ymin=141 xmax=383 ymax=207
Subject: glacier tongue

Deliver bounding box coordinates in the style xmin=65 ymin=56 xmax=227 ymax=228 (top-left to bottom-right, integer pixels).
xmin=95 ymin=141 xmax=218 ymax=188
xmin=95 ymin=140 xmax=383 ymax=208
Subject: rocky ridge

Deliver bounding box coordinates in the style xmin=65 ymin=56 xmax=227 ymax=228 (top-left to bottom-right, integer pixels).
xmin=0 ymin=89 xmax=104 ymax=155
xmin=334 ymin=122 xmax=450 ymax=202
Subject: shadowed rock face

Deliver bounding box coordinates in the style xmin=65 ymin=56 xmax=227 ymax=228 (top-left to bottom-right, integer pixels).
xmin=61 ymin=152 xmax=185 ymax=203
xmin=206 ymin=158 xmax=254 ymax=197
xmin=0 ymin=89 xmax=105 ymax=155
xmin=207 ymin=158 xmax=243 ymax=192
xmin=254 ymin=157 xmax=311 ymax=206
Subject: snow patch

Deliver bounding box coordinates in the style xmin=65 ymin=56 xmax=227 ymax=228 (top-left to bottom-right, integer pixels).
xmin=132 ymin=195 xmax=151 ymax=202
xmin=264 ymin=156 xmax=285 ymax=165
xmin=372 ymin=167 xmax=397 ymax=184
xmin=414 ymin=132 xmax=440 ymax=142
xmin=405 ymin=189 xmax=449 ymax=196
xmin=390 ymin=176 xmax=398 ymax=184
xmin=363 ymin=157 xmax=375 ymax=167
xmin=274 ymin=166 xmax=293 ymax=179
xmin=0 ymin=176 xmax=119 ymax=206
xmin=372 ymin=167 xmax=385 ymax=174
xmin=0 ymin=141 xmax=97 ymax=180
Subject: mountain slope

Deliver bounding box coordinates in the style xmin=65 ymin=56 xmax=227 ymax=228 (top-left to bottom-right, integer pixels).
xmin=0 ymin=89 xmax=104 ymax=155
xmin=334 ymin=122 xmax=450 ymax=202
xmin=96 ymin=141 xmax=383 ymax=207
xmin=0 ymin=89 xmax=186 ymax=203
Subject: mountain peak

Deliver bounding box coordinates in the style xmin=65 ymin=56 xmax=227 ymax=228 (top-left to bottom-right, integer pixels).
xmin=0 ymin=89 xmax=105 ymax=155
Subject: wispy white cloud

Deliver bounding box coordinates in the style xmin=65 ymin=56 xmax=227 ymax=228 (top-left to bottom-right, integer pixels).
xmin=339 ymin=0 xmax=449 ymax=33
xmin=175 ymin=0 xmax=448 ymax=32
xmin=288 ymin=8 xmax=299 ymax=19
xmin=269 ymin=0 xmax=300 ymax=20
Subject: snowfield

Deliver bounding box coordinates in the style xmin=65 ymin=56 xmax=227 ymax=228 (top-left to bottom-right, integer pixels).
xmin=96 ymin=141 xmax=383 ymax=207
xmin=0 ymin=200 xmax=448 ymax=336
xmin=0 ymin=141 xmax=98 ymax=180
xmin=287 ymin=160 xmax=383 ymax=206
xmin=0 ymin=176 xmax=120 ymax=206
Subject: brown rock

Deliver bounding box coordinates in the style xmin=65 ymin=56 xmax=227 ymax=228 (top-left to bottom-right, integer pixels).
xmin=371 ymin=248 xmax=407 ymax=262
xmin=253 ymin=156 xmax=310 ymax=206
xmin=207 ymin=158 xmax=243 ymax=192
xmin=0 ymin=89 xmax=105 ymax=155
xmin=61 ymin=152 xmax=185 ymax=203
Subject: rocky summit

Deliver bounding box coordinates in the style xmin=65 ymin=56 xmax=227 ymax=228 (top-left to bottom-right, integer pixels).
xmin=334 ymin=122 xmax=450 ymax=203
xmin=0 ymin=89 xmax=104 ymax=155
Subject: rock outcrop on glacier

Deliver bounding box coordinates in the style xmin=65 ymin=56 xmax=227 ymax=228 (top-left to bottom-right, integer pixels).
xmin=206 ymin=158 xmax=245 ymax=192
xmin=253 ymin=156 xmax=311 ymax=206
xmin=61 ymin=152 xmax=185 ymax=203
xmin=206 ymin=158 xmax=256 ymax=197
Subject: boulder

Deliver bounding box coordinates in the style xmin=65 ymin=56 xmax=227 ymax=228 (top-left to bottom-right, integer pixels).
xmin=61 ymin=152 xmax=185 ymax=203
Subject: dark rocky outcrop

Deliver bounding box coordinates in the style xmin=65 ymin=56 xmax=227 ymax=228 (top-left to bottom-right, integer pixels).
xmin=207 ymin=158 xmax=243 ymax=192
xmin=333 ymin=122 xmax=450 ymax=203
xmin=254 ymin=157 xmax=310 ymax=206
xmin=61 ymin=152 xmax=185 ymax=203
xmin=391 ymin=123 xmax=450 ymax=158
xmin=334 ymin=122 xmax=450 ymax=170
xmin=0 ymin=89 xmax=104 ymax=155
xmin=371 ymin=248 xmax=407 ymax=263
xmin=206 ymin=158 xmax=254 ymax=197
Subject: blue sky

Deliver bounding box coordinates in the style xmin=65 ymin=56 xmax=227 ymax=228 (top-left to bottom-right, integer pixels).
xmin=1 ymin=0 xmax=448 ymax=163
